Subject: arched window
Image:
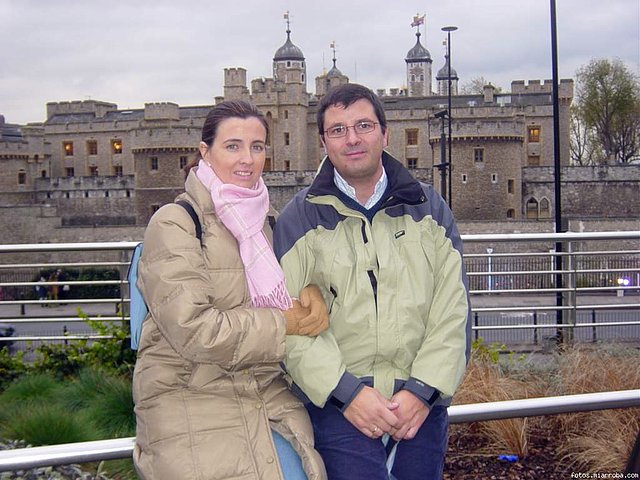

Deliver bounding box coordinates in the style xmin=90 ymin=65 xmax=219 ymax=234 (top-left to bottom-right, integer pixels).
xmin=526 ymin=198 xmax=539 ymax=219
xmin=540 ymin=198 xmax=551 ymax=218
xmin=507 ymin=209 xmax=515 ymax=219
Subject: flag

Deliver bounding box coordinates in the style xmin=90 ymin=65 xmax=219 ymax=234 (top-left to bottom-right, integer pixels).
xmin=284 ymin=11 xmax=289 ymax=19
xmin=411 ymin=14 xmax=425 ymax=27
xmin=330 ymin=41 xmax=335 ymax=49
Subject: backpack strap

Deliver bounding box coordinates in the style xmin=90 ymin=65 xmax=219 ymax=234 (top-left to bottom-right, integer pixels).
xmin=176 ymin=200 xmax=202 ymax=241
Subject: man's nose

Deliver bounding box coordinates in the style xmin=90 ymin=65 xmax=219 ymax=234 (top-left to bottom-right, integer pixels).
xmin=345 ymin=126 xmax=361 ymax=144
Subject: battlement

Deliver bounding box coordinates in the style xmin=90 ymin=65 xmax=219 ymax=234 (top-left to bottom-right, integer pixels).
xmin=224 ymin=68 xmax=248 ymax=87
xmin=144 ymin=102 xmax=180 ymax=121
xmin=46 ymin=100 xmax=117 ymax=120
xmin=511 ymin=79 xmax=573 ymax=98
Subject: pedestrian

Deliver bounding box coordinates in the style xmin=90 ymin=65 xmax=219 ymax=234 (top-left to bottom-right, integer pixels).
xmin=36 ymin=275 xmax=47 ymax=306
xmin=132 ymin=100 xmax=328 ymax=480
xmin=274 ymin=83 xmax=471 ymax=480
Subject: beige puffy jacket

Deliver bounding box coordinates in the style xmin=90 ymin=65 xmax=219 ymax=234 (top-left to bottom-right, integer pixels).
xmin=132 ymin=169 xmax=326 ymax=480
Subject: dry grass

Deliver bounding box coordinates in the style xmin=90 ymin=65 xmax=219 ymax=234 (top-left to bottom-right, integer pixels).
xmin=550 ymin=345 xmax=640 ymax=472
xmin=451 ymin=342 xmax=640 ymax=471
xmin=452 ymin=347 xmax=543 ymax=457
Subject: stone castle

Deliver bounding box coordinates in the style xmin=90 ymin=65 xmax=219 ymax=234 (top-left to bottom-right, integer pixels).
xmin=1 ymin=19 xmax=638 ymax=245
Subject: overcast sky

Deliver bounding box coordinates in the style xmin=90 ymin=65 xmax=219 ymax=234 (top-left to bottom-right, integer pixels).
xmin=1 ymin=0 xmax=638 ymax=125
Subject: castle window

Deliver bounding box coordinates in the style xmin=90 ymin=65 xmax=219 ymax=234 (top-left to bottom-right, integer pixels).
xmin=540 ymin=198 xmax=551 ymax=218
xmin=150 ymin=157 xmax=159 ymax=170
xmin=87 ymin=140 xmax=98 ymax=155
xmin=405 ymin=129 xmax=418 ymax=146
xmin=526 ymin=198 xmax=539 ymax=219
xmin=411 ymin=75 xmax=415 ymax=82
xmin=407 ymin=158 xmax=417 ymax=169
xmin=474 ymin=147 xmax=484 ymax=163
xmin=18 ymin=170 xmax=26 ymax=185
xmin=111 ymin=139 xmax=123 ymax=154
xmin=65 ymin=167 xmax=75 ymax=177
xmin=89 ymin=166 xmax=99 ymax=176
xmin=284 ymin=160 xmax=291 ymax=171
xmin=507 ymin=209 xmax=515 ymax=218
xmin=286 ymin=61 xmax=291 ymax=67
xmin=420 ymin=74 xmax=424 ymax=81
xmin=461 ymin=174 xmax=468 ymax=184
xmin=491 ymin=173 xmax=498 ymax=183
xmin=527 ymin=155 xmax=540 ymax=166
xmin=283 ymin=110 xmax=289 ymax=120
xmin=179 ymin=156 xmax=188 ymax=170
xmin=41 ymin=170 xmax=47 ymax=178
xmin=264 ymin=158 xmax=272 ymax=171
xmin=113 ymin=165 xmax=123 ymax=176
xmin=126 ymin=190 xmax=131 ymax=198
xmin=508 ymin=179 xmax=515 ymax=193
xmin=105 ymin=191 xmax=110 ymax=198
xmin=528 ymin=126 xmax=540 ymax=143
xmin=284 ymin=132 xmax=290 ymax=146
xmin=65 ymin=192 xmax=70 ymax=199
xmin=63 ymin=141 xmax=74 ymax=156
xmin=84 ymin=191 xmax=89 ymax=198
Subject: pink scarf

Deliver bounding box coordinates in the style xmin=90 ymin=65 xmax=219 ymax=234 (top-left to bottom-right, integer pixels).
xmin=196 ymin=160 xmax=292 ymax=310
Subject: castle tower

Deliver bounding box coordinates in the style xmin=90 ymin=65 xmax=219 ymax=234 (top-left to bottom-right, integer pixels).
xmin=273 ymin=11 xmax=307 ymax=88
xmin=315 ymin=41 xmax=349 ymax=97
xmin=405 ymin=16 xmax=432 ymax=97
xmin=436 ymin=54 xmax=459 ymax=96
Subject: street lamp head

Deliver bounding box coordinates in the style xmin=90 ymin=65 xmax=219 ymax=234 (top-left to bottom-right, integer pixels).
xmin=442 ymin=25 xmax=458 ymax=32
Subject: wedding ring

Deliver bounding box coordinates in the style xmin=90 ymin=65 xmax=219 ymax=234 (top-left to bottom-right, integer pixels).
xmin=371 ymin=425 xmax=379 ymax=434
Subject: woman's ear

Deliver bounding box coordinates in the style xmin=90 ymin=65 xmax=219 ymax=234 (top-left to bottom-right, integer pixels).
xmin=199 ymin=141 xmax=209 ymax=160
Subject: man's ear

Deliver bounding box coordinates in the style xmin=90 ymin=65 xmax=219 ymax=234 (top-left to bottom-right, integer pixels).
xmin=320 ymin=136 xmax=327 ymax=153
xmin=383 ymin=128 xmax=389 ymax=148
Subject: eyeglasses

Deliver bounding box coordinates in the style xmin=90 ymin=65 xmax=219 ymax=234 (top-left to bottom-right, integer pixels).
xmin=324 ymin=121 xmax=379 ymax=139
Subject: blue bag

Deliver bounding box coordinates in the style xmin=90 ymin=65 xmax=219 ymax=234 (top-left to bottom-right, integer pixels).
xmin=127 ymin=200 xmax=202 ymax=350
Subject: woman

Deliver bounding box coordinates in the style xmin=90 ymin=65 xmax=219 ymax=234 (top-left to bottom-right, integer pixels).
xmin=132 ymin=100 xmax=328 ymax=480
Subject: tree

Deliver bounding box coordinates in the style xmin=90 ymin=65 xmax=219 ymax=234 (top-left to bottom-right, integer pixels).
xmin=460 ymin=76 xmax=503 ymax=95
xmin=575 ymin=58 xmax=640 ymax=163
xmin=569 ymin=105 xmax=602 ymax=165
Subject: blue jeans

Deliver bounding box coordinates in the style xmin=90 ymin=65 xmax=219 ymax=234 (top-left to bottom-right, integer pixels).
xmin=306 ymin=403 xmax=448 ymax=480
xmin=272 ymin=430 xmax=307 ymax=480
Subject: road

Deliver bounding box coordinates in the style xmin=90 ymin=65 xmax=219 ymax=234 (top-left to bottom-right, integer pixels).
xmin=1 ymin=293 xmax=638 ymax=352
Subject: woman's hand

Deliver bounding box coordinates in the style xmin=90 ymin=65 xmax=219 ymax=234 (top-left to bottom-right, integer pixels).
xmin=296 ymin=284 xmax=329 ymax=337
xmin=283 ymin=285 xmax=329 ymax=336
xmin=283 ymin=299 xmax=311 ymax=335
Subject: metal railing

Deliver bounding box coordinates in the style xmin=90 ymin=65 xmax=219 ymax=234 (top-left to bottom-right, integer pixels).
xmin=0 ymin=231 xmax=638 ymax=347
xmin=0 ymin=389 xmax=637 ymax=472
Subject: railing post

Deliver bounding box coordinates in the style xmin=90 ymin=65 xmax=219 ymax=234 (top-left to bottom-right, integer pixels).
xmin=565 ymin=241 xmax=576 ymax=344
xmin=474 ymin=311 xmax=479 ymax=342
xmin=591 ymin=309 xmax=597 ymax=343
xmin=533 ymin=311 xmax=538 ymax=345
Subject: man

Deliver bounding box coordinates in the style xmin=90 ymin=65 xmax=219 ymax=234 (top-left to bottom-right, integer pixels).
xmin=274 ymin=83 xmax=470 ymax=480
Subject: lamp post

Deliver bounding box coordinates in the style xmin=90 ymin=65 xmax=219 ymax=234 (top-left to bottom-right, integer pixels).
xmin=434 ymin=110 xmax=448 ymax=202
xmin=442 ymin=25 xmax=457 ymax=209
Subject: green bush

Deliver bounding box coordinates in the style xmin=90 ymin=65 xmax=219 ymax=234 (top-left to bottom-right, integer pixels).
xmin=0 ymin=347 xmax=29 ymax=392
xmin=31 ymin=308 xmax=135 ymax=380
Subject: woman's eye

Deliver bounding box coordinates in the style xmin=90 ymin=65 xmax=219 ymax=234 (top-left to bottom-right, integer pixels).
xmin=252 ymin=144 xmax=265 ymax=152
xmin=226 ymin=144 xmax=239 ymax=151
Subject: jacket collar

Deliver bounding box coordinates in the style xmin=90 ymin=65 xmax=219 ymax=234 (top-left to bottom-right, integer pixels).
xmin=308 ymin=151 xmax=425 ymax=207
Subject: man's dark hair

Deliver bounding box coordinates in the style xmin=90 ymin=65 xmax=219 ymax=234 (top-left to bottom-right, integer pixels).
xmin=316 ymin=84 xmax=387 ymax=137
